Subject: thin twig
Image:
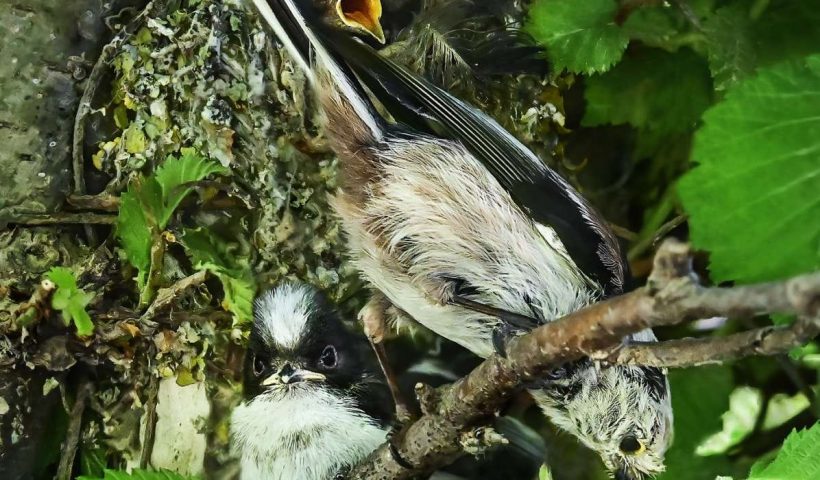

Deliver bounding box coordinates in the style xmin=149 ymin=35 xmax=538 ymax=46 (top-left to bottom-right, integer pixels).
xmin=604 ymin=315 xmax=820 ymax=367
xmin=140 ymin=374 xmax=160 ymax=469
xmin=140 ymin=270 xmax=209 ymax=321
xmin=67 ymin=194 xmax=121 ymax=212
xmin=7 ymin=212 xmax=117 ymax=226
xmin=56 ymin=378 xmax=94 ymax=480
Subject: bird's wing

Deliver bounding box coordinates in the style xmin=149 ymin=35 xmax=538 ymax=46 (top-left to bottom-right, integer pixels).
xmin=322 ymin=29 xmax=627 ymax=296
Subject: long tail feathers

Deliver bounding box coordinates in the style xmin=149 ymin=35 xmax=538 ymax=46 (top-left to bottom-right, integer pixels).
xmin=251 ymin=0 xmax=384 ymax=140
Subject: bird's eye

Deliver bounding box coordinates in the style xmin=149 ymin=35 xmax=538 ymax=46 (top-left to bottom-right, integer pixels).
xmin=319 ymin=345 xmax=338 ymax=369
xmin=252 ymin=355 xmax=266 ymax=376
xmin=619 ymin=435 xmax=645 ymax=455
xmin=546 ymin=365 xmax=567 ymax=380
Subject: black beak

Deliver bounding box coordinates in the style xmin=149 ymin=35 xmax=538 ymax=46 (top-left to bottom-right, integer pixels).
xmin=261 ymin=363 xmax=327 ymax=386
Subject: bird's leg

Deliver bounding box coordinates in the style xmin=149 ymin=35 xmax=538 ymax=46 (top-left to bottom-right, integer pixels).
xmin=359 ymin=292 xmax=413 ymax=423
xmin=449 ymin=287 xmax=541 ymax=358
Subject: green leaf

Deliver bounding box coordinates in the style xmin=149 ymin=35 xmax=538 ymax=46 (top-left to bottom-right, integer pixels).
xmin=752 ymin=0 xmax=820 ymax=68
xmin=583 ymin=48 xmax=713 ymax=145
xmin=658 ymin=366 xmax=736 ymax=480
xmin=47 ymin=266 xmax=78 ymax=290
xmin=525 ymin=0 xmax=628 ymax=74
xmin=702 ymin=5 xmax=757 ymax=91
xmin=678 ymin=54 xmax=820 ymax=284
xmin=179 ymin=228 xmax=255 ymax=324
xmin=154 ymin=150 xmax=228 ymax=228
xmin=116 ymin=191 xmax=153 ymax=281
xmin=77 ymin=468 xmax=198 ymax=480
xmin=46 ymin=267 xmax=95 ymax=337
xmin=749 ymin=423 xmax=820 ymax=480
xmin=79 ymin=447 xmax=108 ymax=477
xmin=115 ymin=150 xmax=227 ymax=299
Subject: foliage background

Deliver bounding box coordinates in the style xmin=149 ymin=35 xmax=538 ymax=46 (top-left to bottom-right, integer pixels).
xmin=0 ymin=0 xmax=818 ymax=479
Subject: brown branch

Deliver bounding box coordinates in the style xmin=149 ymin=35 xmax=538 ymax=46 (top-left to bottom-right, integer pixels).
xmin=56 ymin=378 xmax=94 ymax=480
xmin=349 ymin=240 xmax=820 ymax=479
xmin=7 ymin=212 xmax=117 ymax=225
xmin=604 ymin=315 xmax=820 ymax=368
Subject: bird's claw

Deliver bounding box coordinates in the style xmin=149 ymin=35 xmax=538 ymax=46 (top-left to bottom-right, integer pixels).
xmin=492 ymin=323 xmax=524 ymax=358
xmin=459 ymin=426 xmax=509 ymax=457
xmin=415 ymin=382 xmax=438 ymax=415
xmin=387 ymin=421 xmax=416 ymax=469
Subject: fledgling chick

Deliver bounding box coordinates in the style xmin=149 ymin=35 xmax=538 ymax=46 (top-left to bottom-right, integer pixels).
xmin=321 ymin=0 xmax=385 ymax=43
xmin=250 ymin=1 xmax=673 ymax=478
xmin=230 ymin=283 xmax=392 ymax=480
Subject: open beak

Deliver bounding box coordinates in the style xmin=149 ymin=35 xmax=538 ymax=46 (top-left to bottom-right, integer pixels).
xmin=335 ymin=0 xmax=385 ymax=44
xmin=262 ymin=366 xmax=327 ymax=386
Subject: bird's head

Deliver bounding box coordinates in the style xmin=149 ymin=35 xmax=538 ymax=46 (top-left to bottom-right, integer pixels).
xmin=321 ymin=0 xmax=385 ymax=43
xmin=243 ymin=283 xmax=387 ymax=410
xmin=532 ymin=359 xmax=674 ymax=480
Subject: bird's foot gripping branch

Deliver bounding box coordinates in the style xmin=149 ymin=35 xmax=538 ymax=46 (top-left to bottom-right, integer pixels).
xmin=349 ymin=239 xmax=820 ymax=479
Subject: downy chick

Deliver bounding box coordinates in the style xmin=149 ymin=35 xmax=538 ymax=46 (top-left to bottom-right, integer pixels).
xmin=231 ymin=283 xmax=392 ymax=480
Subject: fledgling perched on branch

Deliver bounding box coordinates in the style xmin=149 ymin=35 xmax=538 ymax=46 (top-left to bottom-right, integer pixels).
xmin=250 ymin=0 xmax=674 ymax=478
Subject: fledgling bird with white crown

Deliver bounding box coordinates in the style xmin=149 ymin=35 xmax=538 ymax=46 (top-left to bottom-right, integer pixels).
xmin=250 ymin=0 xmax=674 ymax=478
xmin=230 ymin=283 xmax=393 ymax=480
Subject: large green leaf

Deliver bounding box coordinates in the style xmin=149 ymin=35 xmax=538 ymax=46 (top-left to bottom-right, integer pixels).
xmin=525 ymin=0 xmax=628 ymax=74
xmin=749 ymin=423 xmax=820 ymax=480
xmin=583 ymin=48 xmax=713 ymax=154
xmin=678 ymin=54 xmax=820 ymax=284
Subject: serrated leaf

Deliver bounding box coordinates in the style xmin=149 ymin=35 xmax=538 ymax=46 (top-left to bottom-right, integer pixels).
xmin=116 ymin=191 xmax=153 ymax=280
xmin=583 ymin=48 xmax=713 ymax=138
xmin=749 ymin=423 xmax=820 ymax=480
xmin=154 ymin=150 xmax=229 ymax=228
xmin=703 ymin=5 xmax=757 ymax=91
xmin=525 ymin=0 xmax=628 ymax=74
xmin=77 ymin=468 xmax=197 ymax=480
xmin=678 ymin=54 xmax=820 ymax=284
xmin=179 ymin=228 xmax=255 ymax=324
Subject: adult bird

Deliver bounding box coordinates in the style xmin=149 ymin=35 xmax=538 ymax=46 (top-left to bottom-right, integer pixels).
xmin=250 ymin=1 xmax=674 ymax=478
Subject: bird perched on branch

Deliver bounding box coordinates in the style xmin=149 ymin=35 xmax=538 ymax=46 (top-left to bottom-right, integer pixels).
xmin=250 ymin=0 xmax=674 ymax=478
xmin=230 ymin=283 xmax=393 ymax=480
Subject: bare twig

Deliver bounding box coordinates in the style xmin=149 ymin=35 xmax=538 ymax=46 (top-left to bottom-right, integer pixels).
xmin=140 ymin=374 xmax=160 ymax=469
xmin=67 ymin=194 xmax=121 ymax=212
xmin=140 ymin=270 xmax=209 ymax=321
xmin=604 ymin=315 xmax=820 ymax=367
xmin=56 ymin=378 xmax=94 ymax=480
xmin=349 ymin=240 xmax=820 ymax=479
xmin=7 ymin=212 xmax=117 ymax=226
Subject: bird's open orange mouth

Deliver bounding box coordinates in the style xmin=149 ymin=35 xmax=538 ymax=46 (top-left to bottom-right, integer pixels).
xmin=336 ymin=0 xmax=385 ymax=43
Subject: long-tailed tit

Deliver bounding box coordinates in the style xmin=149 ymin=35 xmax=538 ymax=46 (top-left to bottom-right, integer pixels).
xmin=230 ymin=283 xmax=392 ymax=479
xmin=249 ymin=1 xmax=674 ymax=478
